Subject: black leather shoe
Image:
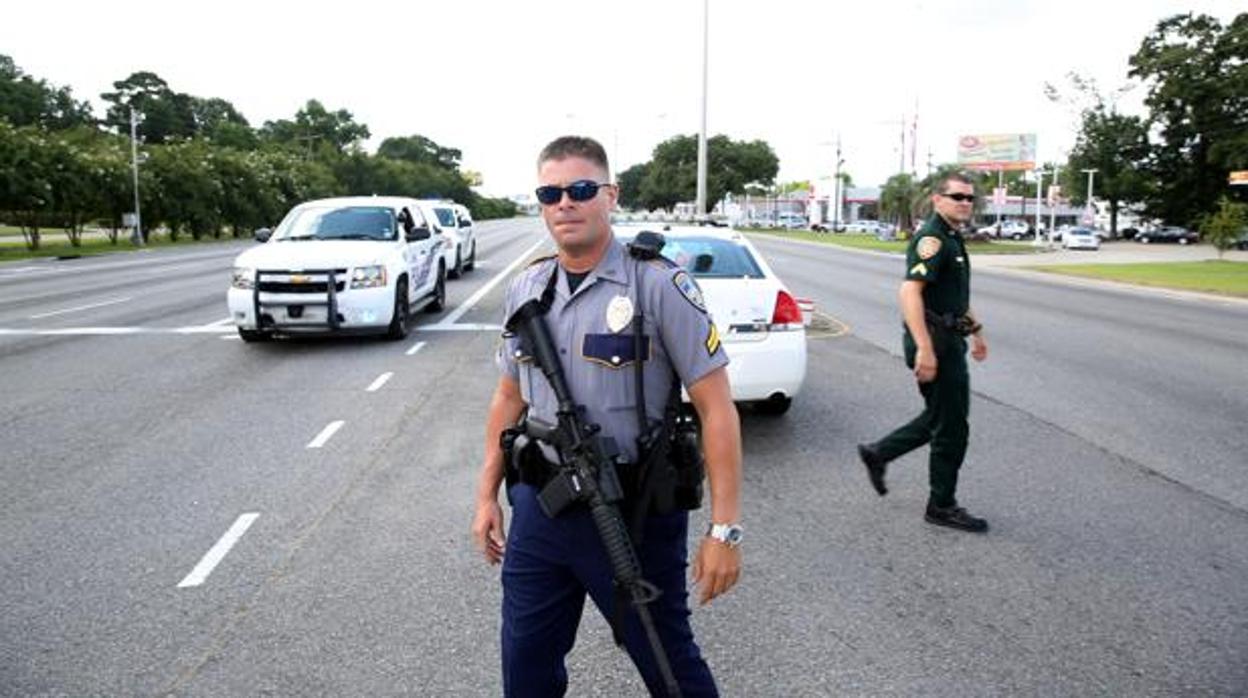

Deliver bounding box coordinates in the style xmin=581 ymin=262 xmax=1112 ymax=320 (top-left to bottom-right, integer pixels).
xmin=924 ymin=504 xmax=988 ymax=532
xmin=857 ymin=443 xmax=888 ymax=496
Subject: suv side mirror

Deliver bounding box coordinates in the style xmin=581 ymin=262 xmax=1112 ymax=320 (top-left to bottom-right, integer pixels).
xmin=254 ymin=227 xmax=272 ymax=243
xmin=458 ymin=218 xmax=471 ymax=228
xmin=407 ymin=225 xmax=432 ymax=242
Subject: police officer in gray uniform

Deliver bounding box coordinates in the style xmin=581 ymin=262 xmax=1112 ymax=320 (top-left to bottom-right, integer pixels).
xmin=471 ymin=136 xmax=743 ymax=697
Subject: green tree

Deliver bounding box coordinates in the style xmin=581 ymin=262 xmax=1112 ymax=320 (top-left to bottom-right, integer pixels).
xmin=616 ymin=162 xmax=648 ymax=210
xmin=101 ymin=71 xmax=197 ymax=144
xmin=638 ymin=134 xmax=778 ymax=212
xmin=377 ymin=135 xmax=462 ymax=171
xmin=1128 ymin=13 xmax=1248 ymax=226
xmin=879 ymin=173 xmax=921 ymax=231
xmin=0 ymin=54 xmax=95 ymax=130
xmin=1200 ymin=197 xmax=1248 ymax=258
xmin=261 ymin=99 xmax=370 ymax=156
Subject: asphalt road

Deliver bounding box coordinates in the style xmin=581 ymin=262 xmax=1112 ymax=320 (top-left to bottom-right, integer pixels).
xmin=1 ymin=220 xmax=1245 ymax=696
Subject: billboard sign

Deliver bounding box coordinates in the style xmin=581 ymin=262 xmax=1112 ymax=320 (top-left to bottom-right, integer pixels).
xmin=957 ymin=133 xmax=1037 ymax=171
xmin=1229 ymin=170 xmax=1248 ymax=186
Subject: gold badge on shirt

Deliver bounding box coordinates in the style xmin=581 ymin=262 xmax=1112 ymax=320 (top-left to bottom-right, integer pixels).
xmin=606 ymin=295 xmax=634 ymax=333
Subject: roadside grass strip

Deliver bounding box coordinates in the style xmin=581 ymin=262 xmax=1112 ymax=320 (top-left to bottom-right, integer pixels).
xmin=744 ymin=229 xmax=1041 ymax=255
xmin=177 ymin=513 xmax=260 ymax=588
xmin=1027 ymin=260 xmax=1248 ymax=297
xmin=1 ymin=232 xmax=245 ymax=262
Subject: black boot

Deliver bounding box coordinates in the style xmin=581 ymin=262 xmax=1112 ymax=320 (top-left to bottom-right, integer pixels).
xmin=857 ymin=443 xmax=888 ymax=496
xmin=924 ymin=503 xmax=988 ymax=532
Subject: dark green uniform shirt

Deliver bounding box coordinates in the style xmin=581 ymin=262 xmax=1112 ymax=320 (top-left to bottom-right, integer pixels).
xmin=904 ymin=213 xmax=970 ymax=317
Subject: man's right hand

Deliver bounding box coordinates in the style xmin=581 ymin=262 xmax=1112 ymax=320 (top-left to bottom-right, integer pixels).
xmin=472 ymin=497 xmax=506 ymax=565
xmin=914 ymin=347 xmax=938 ymax=383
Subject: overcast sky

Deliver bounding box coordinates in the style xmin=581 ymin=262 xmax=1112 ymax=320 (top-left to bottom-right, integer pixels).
xmin=3 ymin=1 xmax=1242 ymax=197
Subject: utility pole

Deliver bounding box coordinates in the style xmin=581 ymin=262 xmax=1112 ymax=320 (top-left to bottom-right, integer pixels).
xmin=695 ymin=0 xmax=710 ymax=216
xmin=1034 ymin=168 xmax=1049 ymax=246
xmin=1081 ymin=168 xmax=1098 ymax=228
xmin=129 ymin=107 xmax=144 ymax=247
xmin=899 ymin=113 xmax=906 ymax=175
xmin=833 ymin=133 xmax=844 ymax=230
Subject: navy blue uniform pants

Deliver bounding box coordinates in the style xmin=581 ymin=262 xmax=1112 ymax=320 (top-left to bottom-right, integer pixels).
xmin=501 ymin=484 xmax=718 ymax=697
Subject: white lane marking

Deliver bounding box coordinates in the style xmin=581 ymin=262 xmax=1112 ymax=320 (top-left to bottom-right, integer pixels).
xmin=428 ymin=238 xmax=547 ymax=328
xmin=405 ymin=340 xmax=427 ymax=356
xmin=419 ymin=323 xmax=502 ymax=332
xmin=29 ymin=296 xmax=132 ymax=319
xmin=203 ymin=317 xmax=234 ymax=327
xmin=365 ymin=372 xmax=393 ymax=392
xmin=221 ymin=334 xmax=241 ymax=340
xmin=177 ymin=513 xmax=260 ymax=588
xmin=306 ymin=420 xmax=345 ymax=449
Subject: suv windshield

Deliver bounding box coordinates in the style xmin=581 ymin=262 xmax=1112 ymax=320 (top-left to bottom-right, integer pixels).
xmin=275 ymin=206 xmax=397 ymax=241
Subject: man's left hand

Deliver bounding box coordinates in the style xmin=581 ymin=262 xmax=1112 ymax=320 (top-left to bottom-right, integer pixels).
xmin=971 ymin=333 xmax=988 ymax=362
xmin=692 ymin=538 xmax=741 ymax=606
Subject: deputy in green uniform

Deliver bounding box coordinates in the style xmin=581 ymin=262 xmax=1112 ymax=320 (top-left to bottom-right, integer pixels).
xmin=858 ymin=171 xmax=990 ymax=532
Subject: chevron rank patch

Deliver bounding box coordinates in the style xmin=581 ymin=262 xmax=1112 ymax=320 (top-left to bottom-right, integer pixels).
xmin=918 ymin=236 xmax=942 ymax=260
xmin=672 ymin=270 xmax=707 ymax=313
xmin=705 ymin=323 xmax=721 ymax=356
xmin=910 ymin=262 xmax=929 ymax=277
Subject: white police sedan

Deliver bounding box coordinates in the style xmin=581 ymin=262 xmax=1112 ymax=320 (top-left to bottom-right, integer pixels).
xmin=616 ymin=225 xmax=807 ymax=415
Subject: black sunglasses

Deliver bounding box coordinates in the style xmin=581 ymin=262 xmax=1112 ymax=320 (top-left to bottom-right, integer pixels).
xmin=535 ymin=180 xmax=612 ymax=205
xmin=941 ymin=193 xmax=976 ymax=203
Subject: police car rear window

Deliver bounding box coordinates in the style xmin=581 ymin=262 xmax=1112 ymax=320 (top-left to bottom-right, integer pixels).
xmin=662 ymin=237 xmax=764 ymax=279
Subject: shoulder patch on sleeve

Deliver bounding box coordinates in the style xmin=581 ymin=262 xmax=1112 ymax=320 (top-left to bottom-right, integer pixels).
xmin=918 ymin=236 xmax=942 ymax=260
xmin=671 ymin=270 xmax=707 ymax=313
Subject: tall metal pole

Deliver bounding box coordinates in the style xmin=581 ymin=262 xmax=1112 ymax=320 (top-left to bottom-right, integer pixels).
xmin=833 ymin=133 xmax=842 ymax=230
xmin=129 ymin=107 xmax=144 ymax=247
xmin=695 ymin=0 xmax=709 ymax=216
xmin=1082 ymin=168 xmax=1097 ymax=204
xmin=1034 ymin=169 xmax=1047 ymax=245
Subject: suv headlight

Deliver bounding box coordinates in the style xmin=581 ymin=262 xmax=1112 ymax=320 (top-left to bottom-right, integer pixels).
xmin=350 ymin=265 xmax=387 ymax=289
xmin=231 ymin=267 xmax=256 ymax=290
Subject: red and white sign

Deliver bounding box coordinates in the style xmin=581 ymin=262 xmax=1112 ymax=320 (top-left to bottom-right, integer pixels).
xmin=992 ymin=187 xmax=1007 ymax=206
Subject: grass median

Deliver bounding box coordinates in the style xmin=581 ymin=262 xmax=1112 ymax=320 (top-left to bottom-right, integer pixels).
xmin=1028 ymin=260 xmax=1248 ymax=297
xmin=743 ymin=228 xmax=1042 ymax=255
xmin=0 ymin=230 xmax=242 ymax=262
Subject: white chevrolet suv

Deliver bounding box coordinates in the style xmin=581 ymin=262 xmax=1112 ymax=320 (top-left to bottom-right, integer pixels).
xmin=227 ymin=196 xmax=448 ymax=342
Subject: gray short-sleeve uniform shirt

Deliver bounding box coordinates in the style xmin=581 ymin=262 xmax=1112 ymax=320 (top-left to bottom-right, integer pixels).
xmin=498 ymin=235 xmax=729 ymax=462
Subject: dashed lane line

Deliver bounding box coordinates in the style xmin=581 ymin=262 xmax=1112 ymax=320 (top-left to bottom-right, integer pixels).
xmin=306 ymin=420 xmax=345 ymax=449
xmin=365 ymin=372 xmax=393 ymax=392
xmin=176 ymin=513 xmax=260 ymax=589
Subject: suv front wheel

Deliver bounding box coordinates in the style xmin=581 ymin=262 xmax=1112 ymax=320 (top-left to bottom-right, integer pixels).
xmin=386 ymin=278 xmax=411 ymax=341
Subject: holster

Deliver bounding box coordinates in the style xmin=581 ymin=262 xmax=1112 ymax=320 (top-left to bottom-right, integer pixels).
xmin=925 ymin=310 xmax=980 ymax=337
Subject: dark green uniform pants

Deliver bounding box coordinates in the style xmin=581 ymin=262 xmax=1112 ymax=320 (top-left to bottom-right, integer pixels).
xmin=875 ymin=330 xmax=969 ymax=508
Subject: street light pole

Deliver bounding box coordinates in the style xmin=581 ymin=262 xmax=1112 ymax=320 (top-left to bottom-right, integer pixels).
xmin=833 ymin=133 xmax=843 ymax=230
xmin=1082 ymin=168 xmax=1098 ymax=204
xmin=695 ymin=0 xmax=709 ymax=216
xmin=129 ymin=107 xmax=144 ymax=247
xmin=1034 ymin=169 xmax=1049 ymax=246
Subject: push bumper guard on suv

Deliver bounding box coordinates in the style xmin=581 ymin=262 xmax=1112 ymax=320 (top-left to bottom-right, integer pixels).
xmin=252 ymin=268 xmax=345 ymax=332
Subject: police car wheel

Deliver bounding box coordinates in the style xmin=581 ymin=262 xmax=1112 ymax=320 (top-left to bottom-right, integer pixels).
xmin=449 ymin=247 xmax=463 ymax=279
xmin=463 ymin=241 xmax=476 ymax=271
xmin=386 ymin=279 xmax=411 ymax=341
xmin=424 ymin=266 xmax=447 ymax=313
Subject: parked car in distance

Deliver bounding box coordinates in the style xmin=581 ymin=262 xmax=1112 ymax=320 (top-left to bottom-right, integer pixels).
xmin=845 ymin=220 xmax=884 ymax=234
xmin=1062 ymin=227 xmax=1101 ymax=250
xmin=1136 ymin=226 xmax=1199 ymax=245
xmin=976 ymin=219 xmax=1031 ymax=239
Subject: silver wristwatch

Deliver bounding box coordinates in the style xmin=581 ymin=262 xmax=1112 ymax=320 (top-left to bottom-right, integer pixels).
xmin=706 ymin=522 xmax=744 ymax=548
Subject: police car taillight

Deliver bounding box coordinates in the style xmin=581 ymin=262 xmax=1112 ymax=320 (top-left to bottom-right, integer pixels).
xmin=769 ymin=290 xmax=803 ymax=330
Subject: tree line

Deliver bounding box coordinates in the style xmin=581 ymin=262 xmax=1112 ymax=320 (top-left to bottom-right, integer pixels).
xmin=0 ymin=57 xmax=516 ymax=251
